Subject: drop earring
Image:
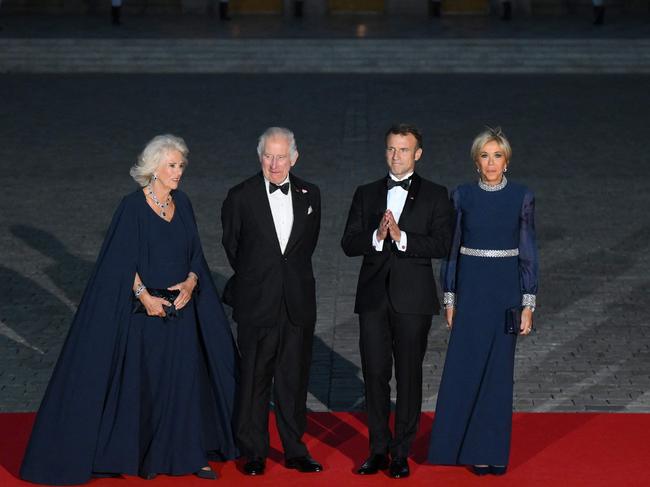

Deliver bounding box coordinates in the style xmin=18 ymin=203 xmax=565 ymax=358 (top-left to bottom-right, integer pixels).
xmin=504 ymin=166 xmax=508 ymax=173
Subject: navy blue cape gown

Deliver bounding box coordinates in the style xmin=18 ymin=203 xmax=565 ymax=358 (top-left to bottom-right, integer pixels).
xmin=428 ymin=179 xmax=538 ymax=467
xmin=20 ymin=189 xmax=238 ymax=485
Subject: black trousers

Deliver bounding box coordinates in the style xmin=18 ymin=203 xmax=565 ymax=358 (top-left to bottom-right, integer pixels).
xmin=235 ymin=300 xmax=314 ymax=460
xmin=359 ymin=297 xmax=432 ymax=458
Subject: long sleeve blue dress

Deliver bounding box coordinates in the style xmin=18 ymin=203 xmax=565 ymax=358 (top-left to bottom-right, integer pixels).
xmin=428 ymin=177 xmax=538 ymax=467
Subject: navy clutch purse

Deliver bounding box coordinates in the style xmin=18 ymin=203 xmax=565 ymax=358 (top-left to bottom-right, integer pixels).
xmin=505 ymin=307 xmax=521 ymax=334
xmin=133 ymin=288 xmax=180 ymax=318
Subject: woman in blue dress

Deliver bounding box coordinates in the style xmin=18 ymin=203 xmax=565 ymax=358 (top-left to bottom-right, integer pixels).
xmin=428 ymin=127 xmax=538 ymax=475
xmin=20 ymin=135 xmax=238 ymax=484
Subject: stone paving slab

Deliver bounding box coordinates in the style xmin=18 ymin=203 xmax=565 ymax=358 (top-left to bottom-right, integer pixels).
xmin=1 ymin=73 xmax=649 ymax=414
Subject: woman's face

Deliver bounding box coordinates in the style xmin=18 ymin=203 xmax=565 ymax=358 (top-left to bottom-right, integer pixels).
xmin=154 ymin=150 xmax=186 ymax=191
xmin=475 ymin=140 xmax=508 ymax=184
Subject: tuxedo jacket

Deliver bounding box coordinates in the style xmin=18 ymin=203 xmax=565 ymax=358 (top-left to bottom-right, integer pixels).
xmin=222 ymin=172 xmax=321 ymax=327
xmin=341 ymin=173 xmax=453 ymax=316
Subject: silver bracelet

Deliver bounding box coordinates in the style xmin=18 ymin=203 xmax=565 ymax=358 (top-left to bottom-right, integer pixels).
xmin=134 ymin=283 xmax=146 ymax=298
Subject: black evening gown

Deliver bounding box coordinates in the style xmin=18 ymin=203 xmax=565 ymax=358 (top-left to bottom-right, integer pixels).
xmin=20 ymin=190 xmax=238 ymax=485
xmin=428 ymin=179 xmax=538 ymax=467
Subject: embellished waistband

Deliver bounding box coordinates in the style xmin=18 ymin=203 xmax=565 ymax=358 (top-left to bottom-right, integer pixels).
xmin=460 ymin=246 xmax=519 ymax=258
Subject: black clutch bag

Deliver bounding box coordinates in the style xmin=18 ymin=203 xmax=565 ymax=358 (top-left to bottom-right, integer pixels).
xmin=505 ymin=306 xmax=522 ymax=335
xmin=133 ymin=288 xmax=180 ymax=319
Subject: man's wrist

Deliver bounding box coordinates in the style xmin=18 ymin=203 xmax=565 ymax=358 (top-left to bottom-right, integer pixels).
xmin=372 ymin=229 xmax=386 ymax=251
xmin=396 ymin=230 xmax=407 ymax=251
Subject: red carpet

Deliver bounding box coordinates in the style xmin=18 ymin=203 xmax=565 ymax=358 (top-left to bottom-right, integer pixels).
xmin=2 ymin=412 xmax=648 ymax=486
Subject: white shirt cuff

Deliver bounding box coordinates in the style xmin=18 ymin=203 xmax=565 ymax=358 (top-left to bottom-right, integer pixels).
xmin=372 ymin=229 xmax=384 ymax=251
xmin=395 ymin=231 xmax=407 ymax=252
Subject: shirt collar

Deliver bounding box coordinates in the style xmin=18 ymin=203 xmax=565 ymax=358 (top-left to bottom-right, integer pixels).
xmin=388 ymin=171 xmax=414 ymax=182
xmin=264 ymin=176 xmax=291 ymax=193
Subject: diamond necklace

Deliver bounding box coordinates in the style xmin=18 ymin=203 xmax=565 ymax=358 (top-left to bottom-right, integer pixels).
xmin=146 ymin=185 xmax=172 ymax=217
xmin=478 ymin=175 xmax=508 ymax=192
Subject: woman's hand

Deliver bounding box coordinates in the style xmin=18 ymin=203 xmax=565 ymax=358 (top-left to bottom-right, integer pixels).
xmin=445 ymin=307 xmax=455 ymax=330
xmin=139 ymin=292 xmax=172 ymax=317
xmin=519 ymin=307 xmax=534 ymax=335
xmin=168 ymin=276 xmax=197 ymax=310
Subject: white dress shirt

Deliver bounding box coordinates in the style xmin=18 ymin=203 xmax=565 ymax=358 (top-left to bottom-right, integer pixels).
xmin=265 ymin=177 xmax=294 ymax=254
xmin=372 ymin=171 xmax=412 ymax=252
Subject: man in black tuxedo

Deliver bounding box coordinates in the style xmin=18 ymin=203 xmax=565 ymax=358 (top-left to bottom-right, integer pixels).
xmin=341 ymin=123 xmax=453 ymax=478
xmin=222 ymin=127 xmax=322 ymax=475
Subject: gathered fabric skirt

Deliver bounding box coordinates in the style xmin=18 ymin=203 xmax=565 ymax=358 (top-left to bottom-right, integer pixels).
xmin=428 ymin=254 xmax=519 ymax=466
xmin=92 ymin=304 xmax=221 ymax=476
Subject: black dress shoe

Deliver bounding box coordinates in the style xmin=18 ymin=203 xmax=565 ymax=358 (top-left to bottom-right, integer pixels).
xmin=470 ymin=465 xmax=490 ymax=476
xmin=195 ymin=466 xmax=218 ymax=480
xmin=93 ymin=472 xmax=123 ymax=478
xmin=490 ymin=465 xmax=507 ymax=476
xmin=138 ymin=472 xmax=157 ymax=480
xmin=389 ymin=457 xmax=409 ymax=479
xmin=357 ymin=454 xmax=389 ymax=475
xmin=285 ymin=455 xmax=323 ymax=473
xmin=243 ymin=458 xmax=265 ymax=476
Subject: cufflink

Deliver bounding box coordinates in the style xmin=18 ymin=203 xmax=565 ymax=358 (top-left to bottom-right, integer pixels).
xmin=307 ymin=206 xmax=313 ymax=215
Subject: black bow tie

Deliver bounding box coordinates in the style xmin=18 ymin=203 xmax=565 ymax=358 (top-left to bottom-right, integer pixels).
xmin=387 ymin=176 xmax=412 ymax=191
xmin=269 ymin=182 xmax=290 ymax=195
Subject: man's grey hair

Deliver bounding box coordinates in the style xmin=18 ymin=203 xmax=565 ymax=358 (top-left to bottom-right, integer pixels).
xmin=130 ymin=134 xmax=189 ymax=187
xmin=256 ymin=127 xmax=298 ymax=161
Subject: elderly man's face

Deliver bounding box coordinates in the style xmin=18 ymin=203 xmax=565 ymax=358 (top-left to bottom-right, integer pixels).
xmin=385 ymin=133 xmax=422 ymax=179
xmin=260 ymin=135 xmax=297 ymax=185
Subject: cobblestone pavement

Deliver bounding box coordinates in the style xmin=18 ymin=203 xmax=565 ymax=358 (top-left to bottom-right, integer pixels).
xmin=1 ymin=73 xmax=649 ymax=413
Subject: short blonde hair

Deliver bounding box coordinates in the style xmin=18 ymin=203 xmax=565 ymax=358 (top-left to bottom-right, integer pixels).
xmin=470 ymin=127 xmax=512 ymax=162
xmin=130 ymin=134 xmax=189 ymax=187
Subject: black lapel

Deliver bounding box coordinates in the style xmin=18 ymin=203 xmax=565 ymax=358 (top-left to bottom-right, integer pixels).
xmin=397 ymin=173 xmax=421 ymax=227
xmin=249 ymin=172 xmax=283 ymax=255
xmin=371 ymin=178 xmax=390 ymax=254
xmin=284 ymin=174 xmax=309 ymax=255
xmin=375 ymin=177 xmax=389 ymax=216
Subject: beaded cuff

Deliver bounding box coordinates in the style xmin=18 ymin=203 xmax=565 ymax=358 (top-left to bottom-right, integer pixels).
xmin=522 ymin=294 xmax=536 ymax=310
xmin=443 ymin=292 xmax=456 ymax=308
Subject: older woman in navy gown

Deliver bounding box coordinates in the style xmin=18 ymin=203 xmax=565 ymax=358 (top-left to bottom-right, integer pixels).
xmin=428 ymin=127 xmax=538 ymax=475
xmin=20 ymin=135 xmax=238 ymax=484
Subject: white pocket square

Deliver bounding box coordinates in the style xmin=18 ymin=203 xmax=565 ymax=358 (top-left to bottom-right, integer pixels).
xmin=307 ymin=206 xmax=313 ymax=215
